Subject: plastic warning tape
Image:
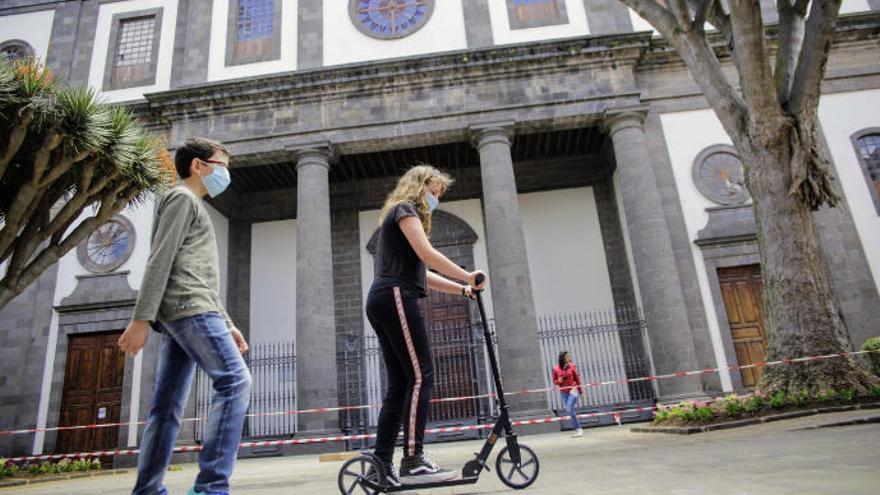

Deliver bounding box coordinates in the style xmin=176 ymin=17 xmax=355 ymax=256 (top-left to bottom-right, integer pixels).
xmin=2 ymin=404 xmax=660 ymax=463
xmin=1 ymin=349 xmax=874 ymax=439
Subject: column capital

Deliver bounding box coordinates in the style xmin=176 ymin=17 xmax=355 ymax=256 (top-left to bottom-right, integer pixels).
xmin=287 ymin=141 xmax=335 ymax=170
xmin=603 ymin=108 xmax=649 ymax=137
xmin=469 ymin=121 xmax=515 ymax=150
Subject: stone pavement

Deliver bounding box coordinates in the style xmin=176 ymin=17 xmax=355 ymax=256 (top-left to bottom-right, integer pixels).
xmin=3 ymin=409 xmax=878 ymax=495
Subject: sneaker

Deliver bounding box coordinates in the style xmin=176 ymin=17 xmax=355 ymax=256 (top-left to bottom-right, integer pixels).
xmin=366 ymin=461 xmax=401 ymax=488
xmin=186 ymin=488 xmax=227 ymax=495
xmin=571 ymin=429 xmax=583 ymax=438
xmin=399 ymin=453 xmax=456 ymax=484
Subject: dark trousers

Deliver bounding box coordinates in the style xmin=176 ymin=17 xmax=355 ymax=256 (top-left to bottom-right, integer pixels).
xmin=366 ymin=286 xmax=435 ymax=463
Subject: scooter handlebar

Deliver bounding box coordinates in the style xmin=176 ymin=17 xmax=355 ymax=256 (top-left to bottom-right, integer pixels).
xmin=474 ymin=272 xmax=486 ymax=287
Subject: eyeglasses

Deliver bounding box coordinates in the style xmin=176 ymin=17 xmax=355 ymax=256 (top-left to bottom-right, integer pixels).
xmin=200 ymin=158 xmax=228 ymax=167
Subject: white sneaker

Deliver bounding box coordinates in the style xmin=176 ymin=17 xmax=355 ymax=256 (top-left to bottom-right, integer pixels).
xmin=571 ymin=429 xmax=583 ymax=438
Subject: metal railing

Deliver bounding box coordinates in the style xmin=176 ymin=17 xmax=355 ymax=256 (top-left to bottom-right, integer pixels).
xmin=193 ymin=307 xmax=654 ymax=444
xmin=194 ymin=341 xmax=297 ymax=442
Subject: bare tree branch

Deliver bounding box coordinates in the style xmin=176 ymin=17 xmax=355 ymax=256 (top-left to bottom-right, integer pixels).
xmin=788 ymin=0 xmax=842 ymax=116
xmin=726 ymin=0 xmax=779 ymax=119
xmin=616 ymin=0 xmax=680 ymax=39
xmin=793 ymin=0 xmax=810 ymax=13
xmin=694 ymin=0 xmax=714 ymax=29
xmin=776 ymin=0 xmax=808 ymax=104
xmin=620 ymin=0 xmax=748 ymax=140
xmin=669 ymin=0 xmax=694 ymax=27
xmin=0 ymin=108 xmax=34 ymax=177
xmin=0 ymin=184 xmax=136 ymax=308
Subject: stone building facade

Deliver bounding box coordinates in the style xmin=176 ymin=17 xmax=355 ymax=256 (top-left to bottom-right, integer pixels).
xmin=1 ymin=0 xmax=880 ymax=458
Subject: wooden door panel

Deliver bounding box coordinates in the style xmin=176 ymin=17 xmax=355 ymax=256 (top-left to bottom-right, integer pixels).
xmin=734 ymin=282 xmax=760 ymax=323
xmin=57 ymin=331 xmax=125 ymax=454
xmin=732 ymin=325 xmax=763 ymax=339
xmin=718 ymin=265 xmax=767 ymax=389
xmin=734 ymin=340 xmax=765 ymax=388
xmin=423 ymin=286 xmax=477 ymax=422
xmin=720 ymin=284 xmax=743 ymax=324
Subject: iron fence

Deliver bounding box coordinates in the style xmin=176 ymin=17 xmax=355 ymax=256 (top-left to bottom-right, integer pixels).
xmin=193 ymin=307 xmax=655 ymax=444
xmin=194 ymin=341 xmax=297 ymax=442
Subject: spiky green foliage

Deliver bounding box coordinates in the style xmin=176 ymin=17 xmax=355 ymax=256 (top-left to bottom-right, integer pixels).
xmin=0 ymin=59 xmax=174 ymax=310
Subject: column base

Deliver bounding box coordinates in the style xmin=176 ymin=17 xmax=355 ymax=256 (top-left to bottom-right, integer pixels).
xmin=656 ymin=375 xmax=706 ymax=401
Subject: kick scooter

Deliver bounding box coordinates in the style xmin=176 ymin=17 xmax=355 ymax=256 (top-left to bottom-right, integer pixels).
xmin=337 ymin=274 xmax=540 ymax=493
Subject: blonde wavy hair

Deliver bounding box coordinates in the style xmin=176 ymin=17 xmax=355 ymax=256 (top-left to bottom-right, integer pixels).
xmin=379 ymin=164 xmax=454 ymax=235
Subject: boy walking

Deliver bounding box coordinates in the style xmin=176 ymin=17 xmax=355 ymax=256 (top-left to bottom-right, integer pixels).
xmin=118 ymin=138 xmax=251 ymax=495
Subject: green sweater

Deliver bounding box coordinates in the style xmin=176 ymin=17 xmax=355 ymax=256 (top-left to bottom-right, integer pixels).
xmin=132 ymin=185 xmax=233 ymax=327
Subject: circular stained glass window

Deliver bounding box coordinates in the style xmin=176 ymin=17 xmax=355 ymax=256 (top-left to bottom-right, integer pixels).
xmin=77 ymin=215 xmax=137 ymax=274
xmin=349 ymin=0 xmax=435 ymax=40
xmin=0 ymin=40 xmax=35 ymax=64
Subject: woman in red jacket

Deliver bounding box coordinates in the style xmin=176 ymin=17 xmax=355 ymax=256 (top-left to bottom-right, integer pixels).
xmin=552 ymin=351 xmax=584 ymax=437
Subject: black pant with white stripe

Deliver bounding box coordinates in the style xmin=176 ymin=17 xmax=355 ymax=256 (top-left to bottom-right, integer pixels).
xmin=366 ymin=286 xmax=435 ymax=464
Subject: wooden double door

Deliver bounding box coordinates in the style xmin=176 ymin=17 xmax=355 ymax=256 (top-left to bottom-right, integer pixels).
xmin=419 ymin=288 xmax=479 ymax=422
xmin=717 ymin=265 xmax=767 ymax=388
xmin=57 ymin=332 xmax=126 ymax=454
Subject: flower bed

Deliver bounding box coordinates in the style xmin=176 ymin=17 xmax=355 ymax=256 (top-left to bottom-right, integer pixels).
xmin=0 ymin=457 xmax=101 ymax=479
xmin=651 ymin=384 xmax=880 ymax=428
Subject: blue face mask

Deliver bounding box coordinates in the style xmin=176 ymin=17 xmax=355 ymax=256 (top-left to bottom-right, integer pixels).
xmin=202 ymin=162 xmax=231 ymax=197
xmin=426 ymin=192 xmax=439 ymax=213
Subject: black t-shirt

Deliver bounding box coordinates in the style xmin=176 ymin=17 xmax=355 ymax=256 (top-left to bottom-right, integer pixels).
xmin=370 ymin=202 xmax=427 ymax=298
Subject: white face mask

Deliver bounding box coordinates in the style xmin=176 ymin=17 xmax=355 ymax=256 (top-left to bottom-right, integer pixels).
xmin=426 ymin=192 xmax=439 ymax=212
xmin=201 ymin=161 xmax=231 ymax=197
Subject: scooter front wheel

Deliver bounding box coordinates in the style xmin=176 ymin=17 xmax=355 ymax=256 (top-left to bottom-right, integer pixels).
xmin=338 ymin=454 xmax=384 ymax=495
xmin=495 ymin=443 xmax=539 ymax=489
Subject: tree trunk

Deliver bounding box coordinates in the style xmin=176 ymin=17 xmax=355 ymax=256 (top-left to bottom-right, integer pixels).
xmin=743 ymin=122 xmax=877 ymax=395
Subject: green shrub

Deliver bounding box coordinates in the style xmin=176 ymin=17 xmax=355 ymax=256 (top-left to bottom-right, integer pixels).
xmin=790 ymin=389 xmax=810 ymax=406
xmin=0 ymin=458 xmax=20 ymax=477
xmin=744 ymin=395 xmax=763 ymax=413
xmin=868 ymin=384 xmax=880 ymax=397
xmin=654 ymin=408 xmax=670 ymax=423
xmin=6 ymin=457 xmax=101 ymax=477
xmin=816 ymin=388 xmax=838 ymax=402
xmin=694 ymin=405 xmax=714 ymax=421
xmin=671 ymin=404 xmax=695 ymax=422
xmin=722 ymin=395 xmax=745 ymax=417
xmin=769 ymin=390 xmax=787 ymax=409
xmin=839 ymin=388 xmax=857 ymax=401
xmin=862 ymin=337 xmax=880 ymax=377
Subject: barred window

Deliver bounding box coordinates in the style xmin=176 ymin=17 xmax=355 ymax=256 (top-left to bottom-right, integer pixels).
xmin=854 ymin=131 xmax=880 ymax=214
xmin=104 ymin=10 xmax=162 ymax=90
xmin=237 ymin=0 xmax=275 ymax=41
xmin=116 ymin=16 xmax=155 ymax=67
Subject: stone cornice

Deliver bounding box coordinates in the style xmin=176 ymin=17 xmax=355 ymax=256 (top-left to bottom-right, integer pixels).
xmin=638 ymin=11 xmax=880 ymax=72
xmin=142 ymin=32 xmax=653 ymax=120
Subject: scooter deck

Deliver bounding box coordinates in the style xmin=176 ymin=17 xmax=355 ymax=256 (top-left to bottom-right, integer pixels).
xmin=367 ymin=475 xmax=481 ymax=492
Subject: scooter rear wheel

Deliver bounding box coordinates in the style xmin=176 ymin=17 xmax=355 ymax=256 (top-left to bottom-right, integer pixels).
xmin=495 ymin=443 xmax=539 ymax=489
xmin=338 ymin=454 xmax=384 ymax=495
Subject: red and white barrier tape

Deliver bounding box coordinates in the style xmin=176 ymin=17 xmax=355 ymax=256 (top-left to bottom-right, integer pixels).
xmin=2 ymin=404 xmax=660 ymax=463
xmin=1 ymin=349 xmax=874 ymax=440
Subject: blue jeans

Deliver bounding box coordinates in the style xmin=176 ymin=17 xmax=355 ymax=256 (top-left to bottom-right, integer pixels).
xmin=560 ymin=391 xmax=581 ymax=431
xmin=133 ymin=312 xmax=252 ymax=495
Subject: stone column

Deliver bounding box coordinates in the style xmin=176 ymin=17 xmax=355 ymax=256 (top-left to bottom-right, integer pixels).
xmin=291 ymin=143 xmax=338 ymax=434
xmin=226 ymin=220 xmax=251 ymax=340
xmin=582 ymin=0 xmax=634 ymax=35
xmin=605 ymin=110 xmax=703 ymax=399
xmin=170 ymin=0 xmax=214 ymax=88
xmin=470 ymin=123 xmax=549 ymax=417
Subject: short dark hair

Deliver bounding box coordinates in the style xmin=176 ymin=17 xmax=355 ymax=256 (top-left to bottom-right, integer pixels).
xmin=174 ymin=138 xmax=230 ymax=179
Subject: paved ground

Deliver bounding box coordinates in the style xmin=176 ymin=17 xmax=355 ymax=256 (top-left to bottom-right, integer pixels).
xmin=3 ymin=409 xmax=879 ymax=495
